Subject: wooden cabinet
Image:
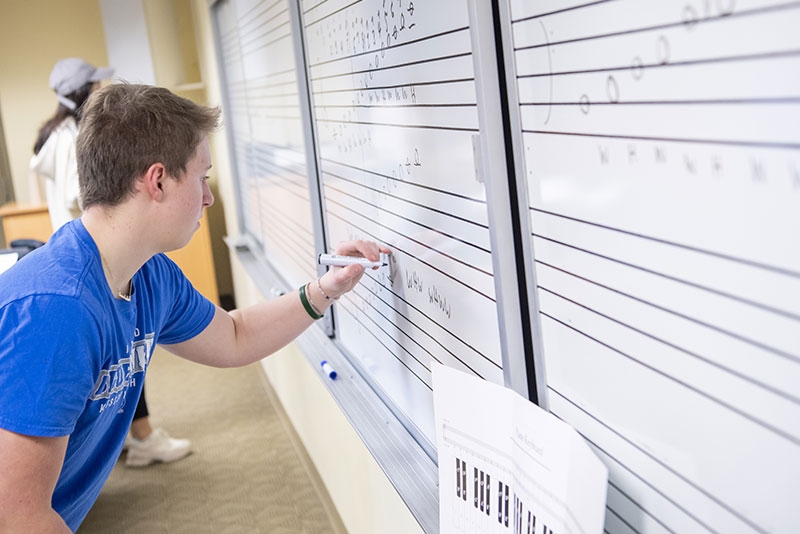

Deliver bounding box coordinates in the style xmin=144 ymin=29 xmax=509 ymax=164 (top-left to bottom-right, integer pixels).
xmin=0 ymin=202 xmax=52 ymax=245
xmin=166 ymin=215 xmax=220 ymax=306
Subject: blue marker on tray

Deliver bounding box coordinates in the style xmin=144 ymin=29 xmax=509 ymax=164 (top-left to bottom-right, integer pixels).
xmin=320 ymin=360 xmax=337 ymax=380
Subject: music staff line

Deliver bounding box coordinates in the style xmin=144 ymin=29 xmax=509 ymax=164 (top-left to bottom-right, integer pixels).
xmin=228 ymin=65 xmax=296 ymax=82
xmin=250 ymin=191 xmax=315 ymax=245
xmin=552 ymin=389 xmax=746 ymax=534
xmin=318 ymin=102 xmax=475 ymax=110
xmin=512 ymin=1 xmax=800 ymax=52
xmin=311 ymin=77 xmax=473 ymax=95
xmin=311 ymin=51 xmax=472 ymax=83
xmin=247 ymin=219 xmax=316 ymax=282
xmin=549 ymin=391 xmax=764 ymax=534
xmin=247 ymin=151 xmax=311 ymax=196
xmin=539 ymin=269 xmax=800 ymax=419
xmin=342 ymin=271 xmax=500 ymax=378
xmin=218 ymin=31 xmax=244 ymax=53
xmin=531 ymin=208 xmax=800 ymax=280
xmin=524 ymin=129 xmax=800 ymax=151
xmin=512 ymin=0 xmax=614 ymax=24
xmin=307 ymin=24 xmax=468 ymax=68
xmin=521 ymin=96 xmax=800 ymax=107
xmin=240 ymin=26 xmax=292 ymax=57
xmin=533 ymin=231 xmax=799 ymax=323
xmin=323 ymin=205 xmax=500 ymax=367
xmin=317 ymin=116 xmax=478 ymax=134
xmin=516 ymin=48 xmax=800 ymax=83
xmin=233 ymin=76 xmax=302 ymax=92
xmin=540 ymin=310 xmax=800 ymax=447
xmin=603 ymin=503 xmax=654 ymax=534
xmin=324 ymin=175 xmax=490 ymax=252
xmin=237 ymin=0 xmax=285 ymax=27
xmin=325 ymin=157 xmax=486 ymax=203
xmin=534 ymin=259 xmax=800 ymax=402
xmin=325 ymin=194 xmax=495 ymax=287
xmin=337 ymin=299 xmax=432 ymax=389
xmin=244 ymin=109 xmax=303 ymax=122
xmin=342 ymin=284 xmax=468 ymax=385
xmin=325 ymin=199 xmax=495 ymax=303
xmin=256 ymin=214 xmax=317 ymax=279
xmin=254 ymin=190 xmax=314 ymax=240
xmin=236 ymin=7 xmax=290 ymax=52
xmin=235 ymin=0 xmax=283 ymax=26
xmin=302 ymin=0 xmax=359 ymax=25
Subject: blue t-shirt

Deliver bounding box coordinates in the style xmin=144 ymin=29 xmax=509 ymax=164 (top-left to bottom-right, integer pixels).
xmin=0 ymin=219 xmax=216 ymax=531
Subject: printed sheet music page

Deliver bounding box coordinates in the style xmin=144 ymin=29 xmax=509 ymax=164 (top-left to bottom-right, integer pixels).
xmin=433 ymin=363 xmax=607 ymax=534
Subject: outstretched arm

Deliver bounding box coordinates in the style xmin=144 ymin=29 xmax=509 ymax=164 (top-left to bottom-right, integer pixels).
xmin=163 ymin=240 xmax=390 ymax=367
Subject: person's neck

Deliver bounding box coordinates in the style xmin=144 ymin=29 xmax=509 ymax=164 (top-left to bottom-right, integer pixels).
xmin=81 ymin=207 xmax=152 ymax=301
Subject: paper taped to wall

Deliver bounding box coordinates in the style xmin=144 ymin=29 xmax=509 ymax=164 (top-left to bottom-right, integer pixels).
xmin=433 ymin=362 xmax=608 ymax=534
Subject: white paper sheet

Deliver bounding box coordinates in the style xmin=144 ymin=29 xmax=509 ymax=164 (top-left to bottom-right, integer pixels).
xmin=0 ymin=252 xmax=18 ymax=275
xmin=433 ymin=363 xmax=608 ymax=534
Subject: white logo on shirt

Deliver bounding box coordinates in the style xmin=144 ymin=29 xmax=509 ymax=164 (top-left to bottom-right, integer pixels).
xmin=90 ymin=333 xmax=154 ymax=405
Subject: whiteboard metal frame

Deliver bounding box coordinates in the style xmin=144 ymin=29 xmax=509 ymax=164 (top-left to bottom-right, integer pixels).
xmin=287 ymin=0 xmax=334 ymax=336
xmin=489 ymin=0 xmax=549 ymax=409
xmin=467 ymin=0 xmax=543 ymax=404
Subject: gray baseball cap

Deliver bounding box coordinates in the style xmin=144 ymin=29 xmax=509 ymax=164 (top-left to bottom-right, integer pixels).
xmin=49 ymin=58 xmax=114 ymax=110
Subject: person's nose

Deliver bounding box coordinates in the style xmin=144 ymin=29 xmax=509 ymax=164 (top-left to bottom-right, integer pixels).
xmin=202 ymin=180 xmax=214 ymax=208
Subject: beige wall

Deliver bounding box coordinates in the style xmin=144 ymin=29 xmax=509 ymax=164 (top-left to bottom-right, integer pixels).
xmin=0 ymin=0 xmax=109 ymax=203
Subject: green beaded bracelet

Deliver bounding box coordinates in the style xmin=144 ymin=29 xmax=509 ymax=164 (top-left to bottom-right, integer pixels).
xmin=299 ymin=283 xmax=323 ymax=320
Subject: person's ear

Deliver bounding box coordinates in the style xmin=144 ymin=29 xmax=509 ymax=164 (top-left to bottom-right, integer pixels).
xmin=141 ymin=163 xmax=167 ymax=200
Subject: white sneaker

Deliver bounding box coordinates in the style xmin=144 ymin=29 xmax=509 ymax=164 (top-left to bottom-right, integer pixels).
xmin=124 ymin=428 xmax=192 ymax=467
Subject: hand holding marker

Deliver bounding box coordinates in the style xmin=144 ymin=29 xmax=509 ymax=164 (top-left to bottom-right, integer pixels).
xmin=317 ymin=252 xmax=387 ymax=380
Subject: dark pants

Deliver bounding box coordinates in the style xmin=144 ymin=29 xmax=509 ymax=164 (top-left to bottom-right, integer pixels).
xmin=133 ymin=386 xmax=149 ymax=421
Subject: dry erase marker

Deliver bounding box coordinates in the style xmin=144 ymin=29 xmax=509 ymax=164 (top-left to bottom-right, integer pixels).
xmin=320 ymin=360 xmax=337 ymax=379
xmin=318 ymin=253 xmax=386 ymax=268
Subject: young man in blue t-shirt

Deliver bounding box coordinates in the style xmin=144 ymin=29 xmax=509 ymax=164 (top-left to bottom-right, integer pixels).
xmin=0 ymin=83 xmax=387 ymax=533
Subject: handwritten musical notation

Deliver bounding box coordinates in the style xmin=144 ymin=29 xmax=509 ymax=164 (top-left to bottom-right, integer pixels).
xmin=303 ymin=0 xmax=505 ymax=443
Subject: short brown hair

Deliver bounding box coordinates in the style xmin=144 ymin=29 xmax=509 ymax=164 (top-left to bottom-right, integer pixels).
xmin=77 ymin=83 xmax=220 ymax=208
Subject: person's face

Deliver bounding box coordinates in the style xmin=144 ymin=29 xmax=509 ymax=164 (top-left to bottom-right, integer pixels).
xmin=166 ymin=138 xmax=214 ymax=249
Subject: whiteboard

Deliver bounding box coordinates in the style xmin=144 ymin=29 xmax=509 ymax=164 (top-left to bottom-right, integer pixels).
xmin=500 ymin=0 xmax=800 ymax=532
xmin=301 ymin=0 xmax=509 ymax=449
xmin=215 ymin=0 xmax=318 ymax=289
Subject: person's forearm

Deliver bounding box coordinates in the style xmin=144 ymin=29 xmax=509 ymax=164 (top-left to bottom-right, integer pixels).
xmin=224 ymin=284 xmax=331 ymax=366
xmin=166 ymin=279 xmax=335 ymax=368
xmin=0 ymin=509 xmax=72 ymax=534
xmin=164 ymin=241 xmax=387 ymax=367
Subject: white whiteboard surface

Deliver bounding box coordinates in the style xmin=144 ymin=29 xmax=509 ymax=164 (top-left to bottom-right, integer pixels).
xmin=301 ymin=0 xmax=506 ymax=448
xmin=215 ymin=0 xmax=318 ymax=289
xmin=503 ymin=1 xmax=800 ymax=532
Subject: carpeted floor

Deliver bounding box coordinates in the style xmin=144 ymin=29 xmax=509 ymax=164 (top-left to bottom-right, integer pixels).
xmin=78 ymin=347 xmax=347 ymax=534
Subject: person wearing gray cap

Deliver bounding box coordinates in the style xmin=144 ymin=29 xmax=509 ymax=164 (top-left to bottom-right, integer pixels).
xmin=30 ymin=58 xmax=114 ymax=230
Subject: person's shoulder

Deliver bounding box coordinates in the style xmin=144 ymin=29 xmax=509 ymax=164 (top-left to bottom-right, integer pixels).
xmin=29 ymin=118 xmax=78 ymax=176
xmin=0 ymin=222 xmax=97 ymax=302
xmin=143 ymin=252 xmax=182 ymax=278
